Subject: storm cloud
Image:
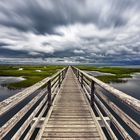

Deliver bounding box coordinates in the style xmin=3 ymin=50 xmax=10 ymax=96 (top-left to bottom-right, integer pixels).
xmin=0 ymin=0 xmax=140 ymax=64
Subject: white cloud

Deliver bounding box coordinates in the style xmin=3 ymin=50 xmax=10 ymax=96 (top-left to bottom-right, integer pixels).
xmin=0 ymin=21 xmax=140 ymax=63
xmin=73 ymin=49 xmax=85 ymax=54
xmin=0 ymin=0 xmax=140 ymax=64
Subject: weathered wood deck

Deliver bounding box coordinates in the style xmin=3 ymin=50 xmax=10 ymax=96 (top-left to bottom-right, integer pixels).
xmin=0 ymin=66 xmax=140 ymax=140
xmin=40 ymin=68 xmax=104 ymax=139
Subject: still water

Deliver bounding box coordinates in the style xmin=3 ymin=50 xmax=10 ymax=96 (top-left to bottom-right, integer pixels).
xmin=85 ymin=70 xmax=114 ymax=76
xmin=86 ymin=70 xmax=140 ymax=139
xmin=0 ymin=76 xmax=25 ymax=101
xmin=86 ymin=71 xmax=140 ymax=99
xmin=110 ymin=73 xmax=140 ymax=99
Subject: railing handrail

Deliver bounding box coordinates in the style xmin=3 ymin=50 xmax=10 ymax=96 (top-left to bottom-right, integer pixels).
xmin=72 ymin=66 xmax=140 ymax=139
xmin=0 ymin=67 xmax=68 ymax=139
xmin=0 ymin=66 xmax=140 ymax=140
xmin=0 ymin=67 xmax=67 ymax=116
xmin=73 ymin=66 xmax=140 ymax=113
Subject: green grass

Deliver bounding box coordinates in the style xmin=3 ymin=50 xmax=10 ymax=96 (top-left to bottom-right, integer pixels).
xmin=0 ymin=65 xmax=65 ymax=89
xmin=76 ymin=66 xmax=140 ymax=83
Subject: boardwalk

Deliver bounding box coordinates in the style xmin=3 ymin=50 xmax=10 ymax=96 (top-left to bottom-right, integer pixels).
xmin=0 ymin=66 xmax=140 ymax=140
xmin=40 ymin=68 xmax=104 ymax=139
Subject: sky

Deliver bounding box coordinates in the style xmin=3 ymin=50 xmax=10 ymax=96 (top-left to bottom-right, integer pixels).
xmin=0 ymin=0 xmax=140 ymax=65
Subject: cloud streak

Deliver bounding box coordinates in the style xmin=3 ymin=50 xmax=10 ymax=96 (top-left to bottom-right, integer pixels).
xmin=0 ymin=0 xmax=140 ymax=64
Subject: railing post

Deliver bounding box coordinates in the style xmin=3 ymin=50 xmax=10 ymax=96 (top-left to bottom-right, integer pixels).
xmin=48 ymin=80 xmax=52 ymax=106
xmin=81 ymin=73 xmax=83 ymax=88
xmin=77 ymin=71 xmax=79 ymax=81
xmin=76 ymin=69 xmax=78 ymax=77
xmin=59 ymin=73 xmax=61 ymax=87
xmin=91 ymin=80 xmax=95 ymax=107
xmin=62 ymin=70 xmax=64 ymax=80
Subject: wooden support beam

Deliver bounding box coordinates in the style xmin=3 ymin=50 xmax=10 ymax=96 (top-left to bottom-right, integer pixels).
xmin=81 ymin=73 xmax=83 ymax=88
xmin=58 ymin=73 xmax=61 ymax=88
xmin=31 ymin=117 xmax=45 ymax=128
xmin=96 ymin=117 xmax=110 ymax=127
xmin=48 ymin=80 xmax=52 ymax=106
xmin=91 ymin=80 xmax=95 ymax=107
xmin=95 ymin=95 xmax=133 ymax=140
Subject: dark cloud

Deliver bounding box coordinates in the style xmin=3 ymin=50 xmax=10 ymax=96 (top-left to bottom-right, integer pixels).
xmin=0 ymin=0 xmax=136 ymax=34
xmin=0 ymin=48 xmax=28 ymax=57
xmin=0 ymin=43 xmax=9 ymax=47
xmin=0 ymin=0 xmax=140 ymax=64
xmin=0 ymin=0 xmax=85 ymax=34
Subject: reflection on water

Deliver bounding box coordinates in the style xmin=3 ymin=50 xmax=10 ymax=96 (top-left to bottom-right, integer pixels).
xmin=86 ymin=70 xmax=140 ymax=99
xmin=85 ymin=70 xmax=114 ymax=76
xmin=0 ymin=86 xmax=21 ymax=101
xmin=0 ymin=76 xmax=25 ymax=84
xmin=88 ymin=71 xmax=140 ymax=139
xmin=110 ymin=73 xmax=140 ymax=99
xmin=0 ymin=76 xmax=25 ymax=101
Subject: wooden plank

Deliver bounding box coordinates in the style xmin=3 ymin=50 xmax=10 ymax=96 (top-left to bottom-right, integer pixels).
xmin=40 ymin=67 xmax=104 ymax=139
xmin=51 ymin=110 xmax=90 ymax=113
xmin=42 ymin=132 xmax=100 ymax=137
xmin=76 ymin=74 xmax=107 ymax=140
xmin=94 ymin=103 xmax=117 ymax=140
xmin=50 ymin=116 xmax=92 ymax=118
xmin=11 ymin=94 xmax=48 ymax=140
xmin=96 ymin=117 xmax=110 ymax=127
xmin=49 ymin=118 xmax=93 ymax=121
xmin=0 ymin=89 xmax=47 ymax=139
xmin=51 ymin=112 xmax=91 ymax=115
xmin=41 ymin=138 xmax=101 ymax=140
xmin=24 ymin=100 xmax=49 ymax=140
xmin=97 ymin=90 xmax=140 ymax=137
xmin=45 ymin=125 xmax=97 ymax=128
xmin=44 ymin=128 xmax=97 ymax=132
xmin=95 ymin=95 xmax=133 ymax=140
xmin=35 ymin=70 xmax=69 ymax=140
xmin=47 ymin=121 xmax=95 ymax=125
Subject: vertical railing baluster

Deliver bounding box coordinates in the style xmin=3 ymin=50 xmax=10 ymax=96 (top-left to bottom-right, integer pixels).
xmin=59 ymin=73 xmax=61 ymax=87
xmin=62 ymin=70 xmax=64 ymax=80
xmin=81 ymin=73 xmax=83 ymax=88
xmin=78 ymin=71 xmax=79 ymax=81
xmin=48 ymin=80 xmax=52 ymax=106
xmin=91 ymin=80 xmax=95 ymax=107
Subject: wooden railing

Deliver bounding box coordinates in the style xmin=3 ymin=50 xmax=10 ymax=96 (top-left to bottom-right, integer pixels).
xmin=0 ymin=67 xmax=68 ymax=140
xmin=72 ymin=66 xmax=140 ymax=140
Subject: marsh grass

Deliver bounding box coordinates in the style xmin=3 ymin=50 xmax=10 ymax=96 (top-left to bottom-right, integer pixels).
xmin=0 ymin=65 xmax=65 ymax=89
xmin=76 ymin=66 xmax=140 ymax=83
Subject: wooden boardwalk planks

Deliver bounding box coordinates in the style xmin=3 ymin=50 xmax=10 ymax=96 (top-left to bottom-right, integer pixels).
xmin=41 ymin=68 xmax=104 ymax=140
